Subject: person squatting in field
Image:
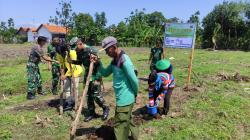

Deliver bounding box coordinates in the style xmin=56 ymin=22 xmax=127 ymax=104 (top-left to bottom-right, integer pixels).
xmin=148 ymin=59 xmax=175 ymax=116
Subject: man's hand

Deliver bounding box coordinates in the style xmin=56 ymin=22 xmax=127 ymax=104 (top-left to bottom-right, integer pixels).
xmin=61 ymin=75 xmax=67 ymax=81
xmin=155 ymin=99 xmax=160 ymax=106
xmin=155 ymin=97 xmax=161 ymax=106
xmin=149 ymin=98 xmax=154 ymax=106
xmin=90 ymin=54 xmax=98 ymax=63
xmin=54 ymin=60 xmax=60 ymax=64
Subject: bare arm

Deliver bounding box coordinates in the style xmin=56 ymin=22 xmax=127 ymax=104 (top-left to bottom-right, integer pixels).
xmin=48 ymin=61 xmax=52 ymax=70
xmin=42 ymin=55 xmax=58 ymax=63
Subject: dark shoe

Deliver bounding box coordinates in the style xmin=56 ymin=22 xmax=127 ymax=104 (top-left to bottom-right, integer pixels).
xmin=63 ymin=97 xmax=75 ymax=112
xmin=102 ymin=106 xmax=109 ymax=120
xmin=162 ymin=108 xmax=169 ymax=115
xmin=63 ymin=104 xmax=73 ymax=112
xmin=27 ymin=92 xmax=36 ymax=100
xmin=37 ymin=88 xmax=45 ymax=95
xmin=52 ymin=88 xmax=58 ymax=95
xmin=84 ymin=113 xmax=98 ymax=122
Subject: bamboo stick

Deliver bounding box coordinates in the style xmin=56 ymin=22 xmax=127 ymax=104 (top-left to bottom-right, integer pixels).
xmin=70 ymin=62 xmax=94 ymax=139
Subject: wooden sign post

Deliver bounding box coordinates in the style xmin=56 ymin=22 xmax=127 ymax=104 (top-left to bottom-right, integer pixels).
xmin=186 ymin=27 xmax=196 ymax=88
xmin=163 ymin=23 xmax=196 ymax=89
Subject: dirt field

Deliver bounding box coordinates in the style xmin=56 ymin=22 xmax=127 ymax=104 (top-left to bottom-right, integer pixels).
xmin=0 ymin=44 xmax=250 ymax=140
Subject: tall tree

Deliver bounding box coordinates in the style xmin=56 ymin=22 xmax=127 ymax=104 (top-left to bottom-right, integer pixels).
xmin=70 ymin=13 xmax=95 ymax=44
xmin=49 ymin=0 xmax=76 ymax=34
xmin=147 ymin=11 xmax=166 ymax=27
xmin=202 ymin=1 xmax=249 ymax=50
xmin=0 ymin=18 xmax=17 ymax=43
xmin=7 ymin=18 xmax=14 ymax=28
xmin=168 ymin=17 xmax=179 ymax=23
xmin=188 ymin=11 xmax=203 ymax=48
xmin=212 ymin=23 xmax=221 ymax=50
xmin=116 ymin=21 xmax=127 ymax=44
xmin=94 ymin=12 xmax=107 ymax=43
xmin=188 ymin=11 xmax=200 ymax=25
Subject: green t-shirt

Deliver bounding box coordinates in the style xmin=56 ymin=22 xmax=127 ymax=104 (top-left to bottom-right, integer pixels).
xmin=151 ymin=47 xmax=163 ymax=64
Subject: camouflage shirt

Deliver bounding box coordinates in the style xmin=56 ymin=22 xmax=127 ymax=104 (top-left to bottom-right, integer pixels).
xmin=72 ymin=45 xmax=101 ymax=81
xmin=28 ymin=45 xmax=44 ymax=64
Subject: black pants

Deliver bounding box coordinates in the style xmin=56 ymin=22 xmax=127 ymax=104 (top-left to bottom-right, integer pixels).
xmin=153 ymin=88 xmax=173 ymax=115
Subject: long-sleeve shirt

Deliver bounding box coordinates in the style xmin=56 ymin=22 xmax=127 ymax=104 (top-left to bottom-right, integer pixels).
xmin=71 ymin=45 xmax=101 ymax=81
xmin=148 ymin=72 xmax=175 ymax=101
xmin=99 ymin=50 xmax=138 ymax=106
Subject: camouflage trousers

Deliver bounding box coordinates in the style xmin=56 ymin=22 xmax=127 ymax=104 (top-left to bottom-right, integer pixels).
xmin=87 ymin=80 xmax=108 ymax=115
xmin=27 ymin=62 xmax=42 ymax=95
xmin=51 ymin=64 xmax=60 ymax=93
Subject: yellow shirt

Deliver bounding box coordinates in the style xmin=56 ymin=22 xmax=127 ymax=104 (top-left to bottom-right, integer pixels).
xmin=64 ymin=50 xmax=83 ymax=77
xmin=55 ymin=54 xmax=65 ymax=68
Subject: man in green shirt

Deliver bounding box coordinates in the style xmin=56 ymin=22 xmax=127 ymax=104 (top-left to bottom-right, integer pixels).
xmin=148 ymin=40 xmax=165 ymax=71
xmin=92 ymin=36 xmax=139 ymax=140
xmin=69 ymin=38 xmax=109 ymax=122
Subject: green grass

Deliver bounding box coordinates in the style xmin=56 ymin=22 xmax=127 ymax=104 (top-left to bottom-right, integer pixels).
xmin=0 ymin=62 xmax=51 ymax=96
xmin=0 ymin=46 xmax=250 ymax=140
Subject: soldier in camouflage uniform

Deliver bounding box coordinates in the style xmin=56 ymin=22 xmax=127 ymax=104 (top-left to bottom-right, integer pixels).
xmin=27 ymin=36 xmax=59 ymax=100
xmin=69 ymin=38 xmax=109 ymax=122
xmin=47 ymin=37 xmax=62 ymax=95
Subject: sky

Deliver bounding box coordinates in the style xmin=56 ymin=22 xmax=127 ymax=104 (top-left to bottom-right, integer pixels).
xmin=0 ymin=0 xmax=240 ymax=28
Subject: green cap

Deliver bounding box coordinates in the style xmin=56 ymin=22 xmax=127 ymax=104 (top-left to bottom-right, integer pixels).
xmin=155 ymin=59 xmax=171 ymax=71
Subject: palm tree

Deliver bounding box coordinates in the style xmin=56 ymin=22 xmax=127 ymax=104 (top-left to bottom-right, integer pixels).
xmin=212 ymin=23 xmax=221 ymax=50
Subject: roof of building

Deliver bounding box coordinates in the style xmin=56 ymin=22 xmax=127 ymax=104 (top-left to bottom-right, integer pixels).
xmin=16 ymin=27 xmax=29 ymax=34
xmin=27 ymin=27 xmax=37 ymax=32
xmin=36 ymin=24 xmax=67 ymax=34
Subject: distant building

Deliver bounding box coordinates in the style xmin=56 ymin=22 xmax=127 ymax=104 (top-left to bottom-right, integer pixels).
xmin=16 ymin=27 xmax=29 ymax=42
xmin=27 ymin=28 xmax=38 ymax=42
xmin=36 ymin=24 xmax=67 ymax=42
xmin=16 ymin=27 xmax=29 ymax=36
xmin=16 ymin=24 xmax=67 ymax=42
xmin=16 ymin=27 xmax=37 ymax=42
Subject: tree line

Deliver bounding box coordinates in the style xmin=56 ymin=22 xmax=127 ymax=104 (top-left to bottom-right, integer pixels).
xmin=1 ymin=1 xmax=250 ymax=51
